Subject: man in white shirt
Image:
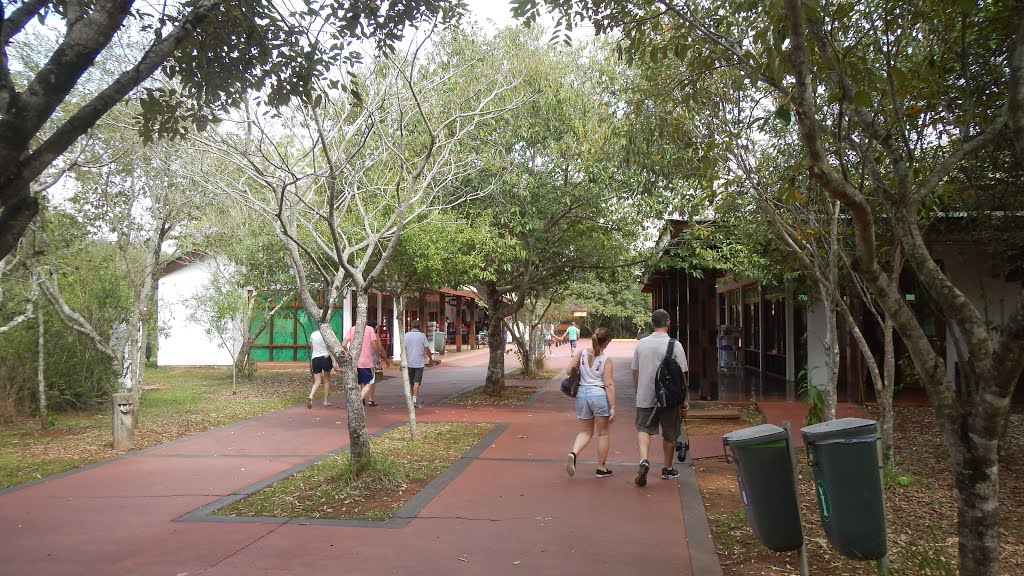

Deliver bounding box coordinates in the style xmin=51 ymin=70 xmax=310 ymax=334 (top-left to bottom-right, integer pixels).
xmin=404 ymin=320 xmax=434 ymax=408
xmin=631 ymin=309 xmax=689 ymax=486
xmin=307 ymin=327 xmax=336 ymax=409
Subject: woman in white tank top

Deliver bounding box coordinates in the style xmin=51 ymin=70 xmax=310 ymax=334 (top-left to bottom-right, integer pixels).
xmin=565 ymin=327 xmax=616 ymax=478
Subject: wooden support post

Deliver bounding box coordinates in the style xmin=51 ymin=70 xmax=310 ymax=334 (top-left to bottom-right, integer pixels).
xmin=455 ymin=295 xmax=464 ymax=352
xmin=438 ymin=291 xmax=446 ymax=355
xmin=469 ymin=300 xmax=478 ymax=349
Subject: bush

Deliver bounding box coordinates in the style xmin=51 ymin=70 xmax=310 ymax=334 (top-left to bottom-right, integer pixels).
xmin=0 ymin=239 xmax=130 ymax=416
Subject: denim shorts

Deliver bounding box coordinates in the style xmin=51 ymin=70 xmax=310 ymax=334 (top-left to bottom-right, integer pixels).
xmin=574 ymin=385 xmax=610 ymax=419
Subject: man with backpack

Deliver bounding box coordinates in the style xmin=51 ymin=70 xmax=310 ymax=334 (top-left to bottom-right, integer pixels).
xmin=631 ymin=309 xmax=689 ymax=487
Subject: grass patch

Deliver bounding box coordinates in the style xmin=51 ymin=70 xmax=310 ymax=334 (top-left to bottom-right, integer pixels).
xmin=505 ymin=367 xmax=561 ymax=380
xmin=216 ymin=422 xmax=493 ymax=521
xmin=711 ymin=508 xmax=753 ymax=552
xmin=0 ymin=367 xmax=309 ymax=490
xmin=445 ymin=385 xmax=540 ymax=406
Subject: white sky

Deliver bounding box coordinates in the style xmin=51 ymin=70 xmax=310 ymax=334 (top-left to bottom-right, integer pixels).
xmin=463 ymin=0 xmax=519 ymax=29
xmin=461 ymin=0 xmax=595 ymax=39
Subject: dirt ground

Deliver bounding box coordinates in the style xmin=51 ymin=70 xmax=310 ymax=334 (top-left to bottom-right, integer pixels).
xmin=695 ymin=405 xmax=1024 ymax=576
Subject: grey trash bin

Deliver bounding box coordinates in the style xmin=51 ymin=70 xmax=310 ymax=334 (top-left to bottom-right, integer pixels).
xmin=723 ymin=424 xmax=804 ymax=552
xmin=801 ymin=418 xmax=887 ymax=561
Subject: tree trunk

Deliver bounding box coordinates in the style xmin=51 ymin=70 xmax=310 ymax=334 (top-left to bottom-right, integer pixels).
xmin=394 ymin=293 xmax=418 ymax=441
xmin=118 ymin=320 xmax=144 ymax=393
xmin=36 ymin=304 xmax=48 ymax=429
xmin=818 ymin=283 xmax=840 ymax=421
xmin=880 ymin=319 xmax=897 ymax=469
xmin=521 ymin=347 xmax=534 ymax=373
xmin=343 ymin=290 xmax=372 ymax=465
xmin=508 ymin=321 xmax=532 ymax=373
xmin=780 ymin=2 xmax=1021 ymax=572
xmin=953 ymin=409 xmax=1001 ymax=576
xmin=234 ymin=340 xmax=252 ymax=376
xmin=484 ymin=309 xmax=506 ymax=395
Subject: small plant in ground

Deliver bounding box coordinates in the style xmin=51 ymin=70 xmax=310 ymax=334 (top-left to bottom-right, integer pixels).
xmin=892 ymin=524 xmax=958 ymax=576
xmin=797 ymin=366 xmax=825 ymax=426
xmin=329 ymin=450 xmax=405 ymax=491
xmin=885 ymin=467 xmax=913 ymax=489
xmin=505 ymin=367 xmax=561 ymax=380
xmin=711 ymin=508 xmax=750 ymax=551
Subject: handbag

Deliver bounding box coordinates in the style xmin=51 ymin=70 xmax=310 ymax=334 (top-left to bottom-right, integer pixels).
xmin=560 ymin=364 xmax=581 ymax=398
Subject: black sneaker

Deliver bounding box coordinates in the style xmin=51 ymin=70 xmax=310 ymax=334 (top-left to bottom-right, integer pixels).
xmin=661 ymin=467 xmax=680 ymax=479
xmin=634 ymin=459 xmax=650 ymax=487
xmin=566 ymin=452 xmax=576 ymax=477
xmin=595 ymin=468 xmax=613 ymax=478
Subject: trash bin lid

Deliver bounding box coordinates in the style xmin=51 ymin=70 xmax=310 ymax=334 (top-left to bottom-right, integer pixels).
xmin=800 ymin=417 xmax=877 ymax=443
xmin=723 ymin=424 xmax=789 ymax=448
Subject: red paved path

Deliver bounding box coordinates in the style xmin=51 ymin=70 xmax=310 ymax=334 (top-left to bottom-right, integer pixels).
xmin=0 ymin=341 xmax=722 ymax=576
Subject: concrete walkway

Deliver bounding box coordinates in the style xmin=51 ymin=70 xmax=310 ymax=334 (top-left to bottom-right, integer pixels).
xmin=0 ymin=340 xmax=725 ymax=576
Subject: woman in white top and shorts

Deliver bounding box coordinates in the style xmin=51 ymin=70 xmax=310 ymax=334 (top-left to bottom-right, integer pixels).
xmin=565 ymin=327 xmax=616 ymax=478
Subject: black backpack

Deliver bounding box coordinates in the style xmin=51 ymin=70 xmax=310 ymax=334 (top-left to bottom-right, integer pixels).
xmin=654 ymin=338 xmax=687 ymax=408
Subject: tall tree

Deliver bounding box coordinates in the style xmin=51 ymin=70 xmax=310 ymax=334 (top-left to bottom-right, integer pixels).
xmin=38 ymin=112 xmax=203 ymax=394
xmin=180 ymin=190 xmax=302 ymax=375
xmin=0 ymin=0 xmax=466 ymax=260
xmin=197 ymin=36 xmax=520 ymax=465
xmin=445 ymin=28 xmax=648 ymax=394
xmin=380 ymin=214 xmax=490 ymax=439
xmin=521 ymin=0 xmax=1024 ymax=572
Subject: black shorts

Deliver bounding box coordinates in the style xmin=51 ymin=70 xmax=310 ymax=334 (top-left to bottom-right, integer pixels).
xmin=407 ymin=367 xmax=424 ymax=385
xmin=310 ymin=356 xmax=332 ymax=374
xmin=569 ymin=339 xmax=578 ymax=349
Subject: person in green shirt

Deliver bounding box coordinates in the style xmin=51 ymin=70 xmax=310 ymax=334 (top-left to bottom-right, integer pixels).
xmin=563 ymin=321 xmax=581 ymax=354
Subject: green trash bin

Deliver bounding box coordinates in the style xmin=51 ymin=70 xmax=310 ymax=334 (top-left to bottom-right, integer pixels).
xmin=801 ymin=418 xmax=887 ymax=561
xmin=723 ymin=424 xmax=804 ymax=552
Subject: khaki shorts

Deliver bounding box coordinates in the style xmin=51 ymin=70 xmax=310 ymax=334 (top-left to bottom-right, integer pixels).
xmin=635 ymin=406 xmax=682 ymax=441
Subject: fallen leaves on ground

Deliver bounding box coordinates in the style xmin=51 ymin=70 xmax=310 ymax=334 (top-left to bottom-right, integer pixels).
xmin=696 ymin=405 xmax=1023 ymax=576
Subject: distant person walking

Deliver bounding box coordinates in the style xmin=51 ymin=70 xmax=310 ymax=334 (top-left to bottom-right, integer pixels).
xmin=631 ymin=309 xmax=689 ymax=486
xmin=563 ymin=321 xmax=580 ymax=354
xmin=565 ymin=326 xmax=617 ymax=478
xmin=404 ymin=320 xmax=434 ymax=408
xmin=307 ymin=327 xmax=336 ymax=409
xmin=344 ymin=319 xmax=390 ymax=407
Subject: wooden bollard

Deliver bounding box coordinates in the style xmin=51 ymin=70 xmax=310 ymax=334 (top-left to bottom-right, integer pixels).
xmin=112 ymin=392 xmax=136 ymax=451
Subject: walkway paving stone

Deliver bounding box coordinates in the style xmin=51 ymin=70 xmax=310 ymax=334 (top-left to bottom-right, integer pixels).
xmin=0 ymin=340 xmax=725 ymax=576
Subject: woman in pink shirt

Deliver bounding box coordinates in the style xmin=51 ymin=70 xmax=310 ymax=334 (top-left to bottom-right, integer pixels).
xmin=344 ymin=319 xmax=391 ymax=406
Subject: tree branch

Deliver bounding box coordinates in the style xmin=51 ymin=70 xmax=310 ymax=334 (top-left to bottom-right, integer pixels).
xmin=784 ymin=0 xmax=955 ymax=412
xmin=910 ymin=111 xmax=1008 ymax=207
xmin=12 ymin=0 xmax=221 ymax=195
xmin=37 ymin=271 xmax=119 ymax=364
xmin=0 ymin=0 xmax=49 ymax=45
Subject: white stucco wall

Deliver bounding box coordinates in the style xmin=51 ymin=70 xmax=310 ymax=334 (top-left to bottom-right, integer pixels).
xmin=931 ymin=244 xmax=1021 ymax=384
xmin=157 ymin=256 xmax=240 ymax=366
xmin=805 ymin=297 xmax=830 ymax=390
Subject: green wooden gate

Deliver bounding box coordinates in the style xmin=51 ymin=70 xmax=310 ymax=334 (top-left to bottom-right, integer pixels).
xmin=249 ymin=291 xmax=344 ymax=362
